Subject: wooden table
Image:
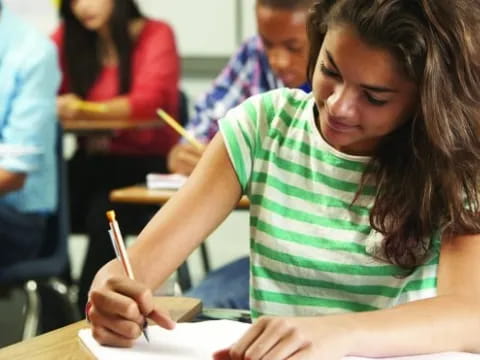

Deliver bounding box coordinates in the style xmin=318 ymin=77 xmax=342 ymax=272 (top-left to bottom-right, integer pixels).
xmin=63 ymin=119 xmax=164 ymax=134
xmin=0 ymin=296 xmax=201 ymax=360
xmin=110 ymin=185 xmax=250 ymax=209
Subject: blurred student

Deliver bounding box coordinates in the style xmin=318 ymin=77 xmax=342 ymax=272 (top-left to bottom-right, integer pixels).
xmin=170 ymin=0 xmax=313 ymax=310
xmin=51 ymin=0 xmax=180 ymax=311
xmin=0 ymin=2 xmax=60 ymax=271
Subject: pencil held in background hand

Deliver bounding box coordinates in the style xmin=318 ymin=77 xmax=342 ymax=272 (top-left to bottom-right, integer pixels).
xmin=157 ymin=109 xmax=205 ymax=151
xmin=74 ymin=100 xmax=108 ymax=113
xmin=105 ymin=210 xmax=150 ymax=342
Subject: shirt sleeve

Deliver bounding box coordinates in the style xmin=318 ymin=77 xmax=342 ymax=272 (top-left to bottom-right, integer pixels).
xmin=128 ymin=22 xmax=180 ymax=119
xmin=187 ymin=38 xmax=260 ymax=142
xmin=0 ymin=41 xmax=60 ymax=174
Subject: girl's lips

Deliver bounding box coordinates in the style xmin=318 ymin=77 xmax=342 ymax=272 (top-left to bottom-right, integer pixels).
xmin=327 ymin=116 xmax=358 ymax=132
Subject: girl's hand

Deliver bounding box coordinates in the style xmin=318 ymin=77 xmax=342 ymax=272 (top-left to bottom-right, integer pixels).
xmin=57 ymin=93 xmax=82 ymax=120
xmin=88 ymin=276 xmax=175 ymax=347
xmin=213 ymin=316 xmax=352 ymax=360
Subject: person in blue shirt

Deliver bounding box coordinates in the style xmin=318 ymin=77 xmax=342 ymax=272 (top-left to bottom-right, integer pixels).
xmin=167 ymin=0 xmax=313 ymax=310
xmin=0 ymin=2 xmax=60 ymax=271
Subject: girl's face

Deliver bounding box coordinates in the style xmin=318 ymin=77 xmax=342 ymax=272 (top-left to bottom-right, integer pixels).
xmin=313 ymin=24 xmax=418 ymax=155
xmin=70 ymin=0 xmax=114 ymax=31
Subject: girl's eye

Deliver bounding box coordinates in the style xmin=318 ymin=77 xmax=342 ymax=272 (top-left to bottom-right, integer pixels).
xmin=320 ymin=63 xmax=340 ymax=78
xmin=365 ymin=92 xmax=388 ymax=106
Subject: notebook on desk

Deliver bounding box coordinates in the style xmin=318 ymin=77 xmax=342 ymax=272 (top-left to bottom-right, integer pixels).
xmin=78 ymin=320 xmax=479 ymax=360
xmin=146 ymin=173 xmax=187 ymax=190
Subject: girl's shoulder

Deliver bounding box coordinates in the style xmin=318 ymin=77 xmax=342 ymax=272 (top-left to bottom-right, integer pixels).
xmin=136 ymin=18 xmax=175 ymax=41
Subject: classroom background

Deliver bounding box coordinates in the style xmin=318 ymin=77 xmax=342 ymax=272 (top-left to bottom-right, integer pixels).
xmin=0 ymin=0 xmax=253 ymax=345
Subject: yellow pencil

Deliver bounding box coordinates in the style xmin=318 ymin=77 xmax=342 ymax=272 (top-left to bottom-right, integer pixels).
xmin=74 ymin=100 xmax=108 ymax=113
xmin=157 ymin=109 xmax=205 ymax=151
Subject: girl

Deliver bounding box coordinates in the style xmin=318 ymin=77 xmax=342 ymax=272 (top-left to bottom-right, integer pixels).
xmin=87 ymin=0 xmax=480 ymax=358
xmin=51 ymin=0 xmax=180 ymax=312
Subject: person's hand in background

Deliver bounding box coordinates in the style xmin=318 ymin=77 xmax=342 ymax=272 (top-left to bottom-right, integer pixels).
xmin=167 ymin=143 xmax=205 ymax=175
xmin=57 ymin=93 xmax=82 ymax=121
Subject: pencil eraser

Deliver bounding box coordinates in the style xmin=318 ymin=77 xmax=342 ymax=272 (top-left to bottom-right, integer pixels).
xmin=106 ymin=210 xmax=116 ymax=222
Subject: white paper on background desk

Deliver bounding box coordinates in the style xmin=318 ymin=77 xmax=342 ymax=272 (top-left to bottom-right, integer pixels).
xmin=146 ymin=173 xmax=187 ymax=190
xmin=79 ymin=320 xmax=480 ymax=360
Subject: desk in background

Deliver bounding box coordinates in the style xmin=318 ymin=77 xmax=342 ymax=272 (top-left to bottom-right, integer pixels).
xmin=63 ymin=119 xmax=164 ymax=134
xmin=0 ymin=296 xmax=201 ymax=360
xmin=109 ymin=185 xmax=250 ymax=209
xmin=109 ymin=185 xmax=250 ymax=289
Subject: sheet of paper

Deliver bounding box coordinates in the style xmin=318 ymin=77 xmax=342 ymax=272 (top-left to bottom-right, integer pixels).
xmin=79 ymin=320 xmax=250 ymax=360
xmin=146 ymin=173 xmax=187 ymax=190
xmin=79 ymin=320 xmax=480 ymax=360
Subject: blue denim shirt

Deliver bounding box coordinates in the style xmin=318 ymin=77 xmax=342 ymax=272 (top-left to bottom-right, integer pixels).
xmin=0 ymin=5 xmax=60 ymax=213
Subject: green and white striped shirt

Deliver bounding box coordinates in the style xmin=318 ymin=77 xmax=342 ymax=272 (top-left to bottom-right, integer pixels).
xmin=219 ymin=88 xmax=440 ymax=318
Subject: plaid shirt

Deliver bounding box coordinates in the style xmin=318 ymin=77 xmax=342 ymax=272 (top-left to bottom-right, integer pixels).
xmin=186 ymin=36 xmax=286 ymax=142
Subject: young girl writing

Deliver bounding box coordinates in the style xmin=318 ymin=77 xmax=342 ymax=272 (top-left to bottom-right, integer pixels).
xmin=87 ymin=0 xmax=480 ymax=358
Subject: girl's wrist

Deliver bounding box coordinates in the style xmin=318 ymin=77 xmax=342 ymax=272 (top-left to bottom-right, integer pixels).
xmin=330 ymin=313 xmax=365 ymax=355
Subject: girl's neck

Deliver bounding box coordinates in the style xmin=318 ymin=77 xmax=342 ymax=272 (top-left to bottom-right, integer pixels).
xmin=96 ymin=18 xmax=146 ymax=67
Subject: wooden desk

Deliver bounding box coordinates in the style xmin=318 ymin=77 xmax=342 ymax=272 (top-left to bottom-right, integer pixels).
xmin=63 ymin=119 xmax=164 ymax=134
xmin=109 ymin=185 xmax=250 ymax=209
xmin=0 ymin=296 xmax=201 ymax=360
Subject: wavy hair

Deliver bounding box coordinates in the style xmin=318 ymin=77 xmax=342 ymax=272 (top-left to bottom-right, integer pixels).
xmin=307 ymin=0 xmax=480 ymax=269
xmin=59 ymin=0 xmax=142 ymax=97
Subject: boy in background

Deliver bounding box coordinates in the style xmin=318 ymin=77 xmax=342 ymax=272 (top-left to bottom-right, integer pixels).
xmin=168 ymin=0 xmax=313 ymax=309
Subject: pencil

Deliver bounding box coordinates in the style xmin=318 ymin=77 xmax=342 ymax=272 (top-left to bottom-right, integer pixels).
xmin=106 ymin=210 xmax=150 ymax=342
xmin=74 ymin=100 xmax=108 ymax=113
xmin=156 ymin=109 xmax=205 ymax=151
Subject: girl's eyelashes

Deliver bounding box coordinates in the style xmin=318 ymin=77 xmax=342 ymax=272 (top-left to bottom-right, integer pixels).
xmin=320 ymin=62 xmax=340 ymax=78
xmin=365 ymin=92 xmax=388 ymax=106
xmin=320 ymin=62 xmax=389 ymax=106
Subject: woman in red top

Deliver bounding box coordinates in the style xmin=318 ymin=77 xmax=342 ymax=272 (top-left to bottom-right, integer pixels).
xmin=52 ymin=0 xmax=180 ymax=312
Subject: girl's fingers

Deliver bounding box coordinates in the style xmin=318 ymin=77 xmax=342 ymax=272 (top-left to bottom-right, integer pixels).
xmin=212 ymin=348 xmax=231 ymax=360
xmin=228 ymin=319 xmax=269 ymax=360
xmin=90 ymin=287 xmax=143 ymax=321
xmin=94 ymin=277 xmax=155 ymax=317
xmin=91 ymin=325 xmax=136 ymax=348
xmin=89 ymin=307 xmax=144 ymax=340
xmin=148 ymin=307 xmax=176 ymax=330
xmin=260 ymin=329 xmax=310 ymax=360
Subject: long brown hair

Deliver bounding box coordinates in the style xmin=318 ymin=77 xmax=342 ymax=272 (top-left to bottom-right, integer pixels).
xmin=307 ymin=0 xmax=480 ymax=269
xmin=59 ymin=0 xmax=142 ymax=98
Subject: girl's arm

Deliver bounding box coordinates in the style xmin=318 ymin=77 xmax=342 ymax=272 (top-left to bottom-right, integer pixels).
xmin=88 ymin=133 xmax=242 ymax=346
xmin=344 ymin=233 xmax=480 ymax=356
xmin=219 ymin=233 xmax=480 ymax=359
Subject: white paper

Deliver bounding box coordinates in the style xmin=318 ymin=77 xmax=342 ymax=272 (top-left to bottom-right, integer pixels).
xmin=79 ymin=320 xmax=480 ymax=360
xmin=79 ymin=320 xmax=250 ymax=360
xmin=146 ymin=173 xmax=187 ymax=190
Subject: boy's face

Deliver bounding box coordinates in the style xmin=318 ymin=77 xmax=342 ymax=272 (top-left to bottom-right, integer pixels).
xmin=312 ymin=24 xmax=418 ymax=155
xmin=256 ymin=4 xmax=309 ymax=88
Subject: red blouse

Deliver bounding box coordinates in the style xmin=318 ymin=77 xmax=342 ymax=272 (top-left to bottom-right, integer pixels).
xmin=52 ymin=20 xmax=180 ymax=156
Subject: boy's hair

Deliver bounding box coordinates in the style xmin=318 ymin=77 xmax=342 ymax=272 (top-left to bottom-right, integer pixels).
xmin=60 ymin=0 xmax=142 ymax=97
xmin=257 ymin=0 xmax=315 ymax=10
xmin=307 ymin=0 xmax=480 ymax=269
